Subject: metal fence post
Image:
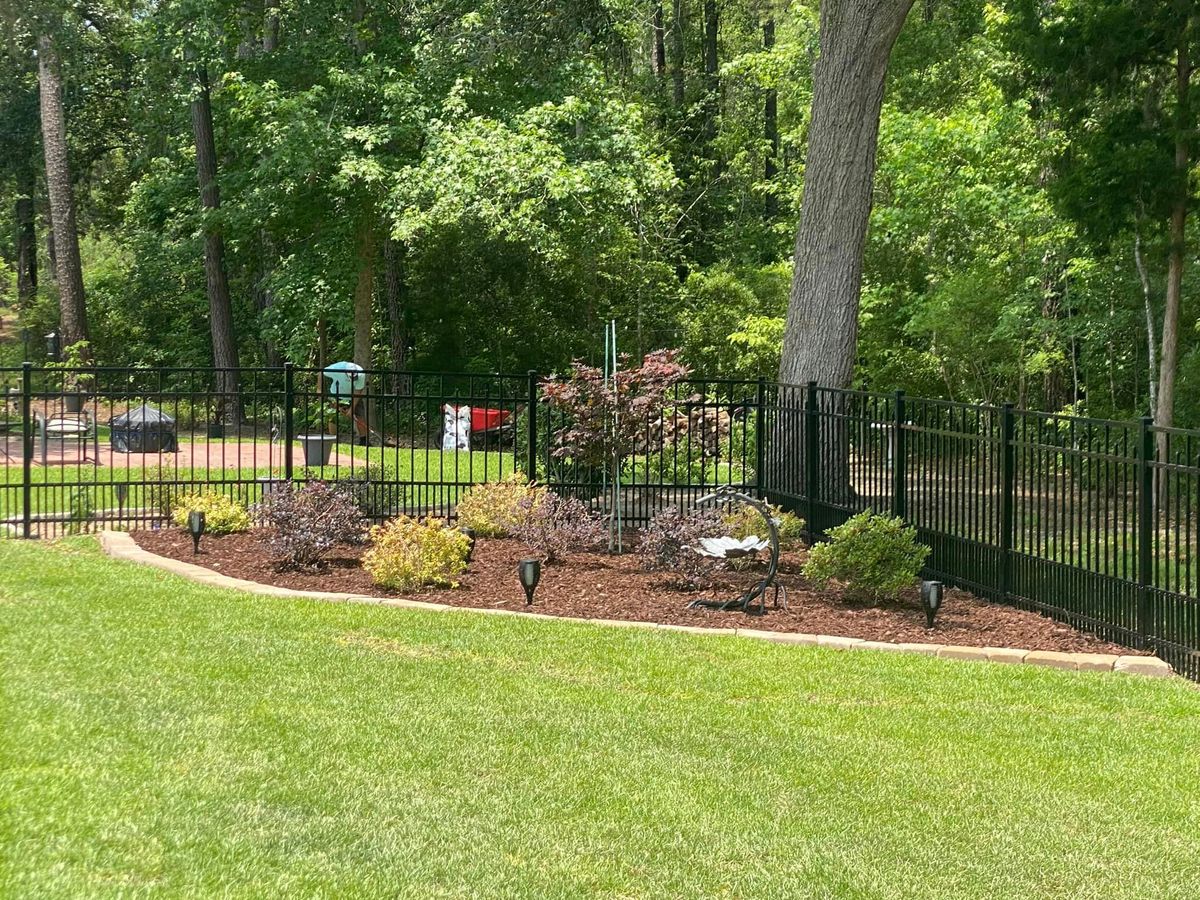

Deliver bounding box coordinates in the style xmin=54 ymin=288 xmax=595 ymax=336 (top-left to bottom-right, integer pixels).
xmin=1138 ymin=415 xmax=1154 ymax=646
xmin=755 ymin=377 xmax=767 ymax=498
xmin=527 ymin=370 xmax=538 ymax=478
xmin=805 ymin=381 xmax=819 ymax=537
xmin=998 ymin=403 xmax=1015 ymax=604
xmin=21 ymin=362 xmax=33 ymax=539
xmin=892 ymin=389 xmax=906 ymax=520
xmin=283 ymin=362 xmax=295 ymax=481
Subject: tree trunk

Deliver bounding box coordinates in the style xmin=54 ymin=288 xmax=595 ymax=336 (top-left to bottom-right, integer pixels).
xmin=382 ymin=237 xmax=410 ymax=396
xmin=264 ymin=0 xmax=280 ymax=52
xmin=669 ymin=0 xmax=685 ymax=107
xmin=15 ymin=167 xmax=37 ymax=308
xmin=701 ymin=0 xmax=719 ymax=143
xmin=763 ymin=16 xmax=779 ymax=224
xmin=778 ymin=0 xmax=915 ymax=388
xmin=353 ymin=219 xmax=376 ymax=369
xmin=1155 ymin=19 xmax=1191 ymax=455
xmin=191 ymin=64 xmax=242 ymax=423
xmin=37 ymin=34 xmax=90 ymax=356
xmin=652 ymin=4 xmax=666 ymax=77
xmin=1133 ymin=223 xmax=1158 ymax=415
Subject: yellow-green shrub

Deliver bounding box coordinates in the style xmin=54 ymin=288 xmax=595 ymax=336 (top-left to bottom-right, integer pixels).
xmin=362 ymin=516 xmax=470 ymax=590
xmin=724 ymin=503 xmax=805 ymax=549
xmin=455 ymin=473 xmax=545 ymax=537
xmin=171 ymin=491 xmax=252 ymax=534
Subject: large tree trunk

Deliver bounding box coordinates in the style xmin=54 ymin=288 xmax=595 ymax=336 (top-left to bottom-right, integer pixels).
xmin=352 ymin=220 xmax=376 ymax=369
xmin=763 ymin=16 xmax=779 ymax=224
xmin=382 ymin=237 xmax=410 ymax=396
xmin=37 ymin=34 xmax=90 ymax=356
xmin=15 ymin=166 xmax=37 ymax=308
xmin=264 ymin=0 xmax=280 ymax=52
xmin=1155 ymin=20 xmax=1191 ymax=463
xmin=191 ymin=64 xmax=242 ymax=423
xmin=669 ymin=0 xmax=685 ymax=107
xmin=778 ymin=0 xmax=914 ymax=388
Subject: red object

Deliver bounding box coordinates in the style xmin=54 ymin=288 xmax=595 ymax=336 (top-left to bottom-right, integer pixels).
xmin=471 ymin=407 xmax=511 ymax=433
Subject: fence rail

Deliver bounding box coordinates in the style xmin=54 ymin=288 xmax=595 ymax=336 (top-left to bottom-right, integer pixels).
xmin=2 ymin=366 xmax=1197 ymax=679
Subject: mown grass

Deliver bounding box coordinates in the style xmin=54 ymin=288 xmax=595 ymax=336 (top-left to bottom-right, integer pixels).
xmin=2 ymin=538 xmax=1199 ymax=898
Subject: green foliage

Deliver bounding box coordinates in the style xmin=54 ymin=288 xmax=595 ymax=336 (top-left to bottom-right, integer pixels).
xmin=803 ymin=511 xmax=930 ymax=602
xmin=455 ymin=474 xmax=545 ymax=538
xmin=724 ymin=503 xmax=805 ymax=550
xmin=170 ymin=491 xmax=252 ymax=535
xmin=362 ymin=516 xmax=469 ymax=590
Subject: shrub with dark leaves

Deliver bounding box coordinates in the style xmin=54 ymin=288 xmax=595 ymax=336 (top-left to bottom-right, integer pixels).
xmin=513 ymin=490 xmax=606 ymax=563
xmin=639 ymin=505 xmax=724 ymax=587
xmin=257 ymin=481 xmax=367 ymax=570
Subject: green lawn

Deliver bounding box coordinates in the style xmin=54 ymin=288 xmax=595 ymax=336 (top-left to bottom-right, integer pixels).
xmin=2 ymin=539 xmax=1198 ymax=898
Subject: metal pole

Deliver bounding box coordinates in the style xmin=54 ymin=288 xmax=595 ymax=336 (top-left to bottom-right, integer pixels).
xmin=526 ymin=369 xmax=538 ymax=479
xmin=998 ymin=403 xmax=1015 ymax=604
xmin=892 ymin=390 xmax=906 ymax=520
xmin=1138 ymin=415 xmax=1154 ymax=646
xmin=755 ymin=377 xmax=767 ymax=499
xmin=283 ymin=362 xmax=295 ymax=481
xmin=22 ymin=362 xmax=33 ymax=539
xmin=805 ymin=381 xmax=819 ymax=539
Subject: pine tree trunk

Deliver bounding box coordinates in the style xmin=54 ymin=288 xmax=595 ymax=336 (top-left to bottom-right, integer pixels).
xmin=191 ymin=64 xmax=242 ymax=423
xmin=37 ymin=34 xmax=90 ymax=356
xmin=382 ymin=237 xmax=410 ymax=396
xmin=263 ymin=0 xmax=280 ymax=52
xmin=15 ymin=166 xmax=37 ymax=308
xmin=652 ymin=4 xmax=666 ymax=77
xmin=352 ymin=220 xmax=376 ymax=370
xmin=669 ymin=0 xmax=685 ymax=107
xmin=778 ymin=0 xmax=914 ymax=389
xmin=702 ymin=0 xmax=719 ymax=143
xmin=1155 ymin=19 xmax=1191 ymax=466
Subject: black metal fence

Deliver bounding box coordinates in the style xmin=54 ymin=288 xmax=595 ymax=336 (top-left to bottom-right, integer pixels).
xmin=2 ymin=365 xmax=1197 ymax=679
xmin=764 ymin=383 xmax=1200 ymax=680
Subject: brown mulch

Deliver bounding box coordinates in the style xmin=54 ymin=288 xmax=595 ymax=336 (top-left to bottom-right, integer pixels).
xmin=130 ymin=529 xmax=1144 ymax=655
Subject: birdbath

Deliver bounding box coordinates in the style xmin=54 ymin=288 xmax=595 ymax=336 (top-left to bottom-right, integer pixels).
xmin=685 ymin=487 xmax=787 ymax=614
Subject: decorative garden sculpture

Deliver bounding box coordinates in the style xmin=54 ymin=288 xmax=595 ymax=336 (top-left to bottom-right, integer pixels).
xmin=686 ymin=486 xmax=787 ymax=614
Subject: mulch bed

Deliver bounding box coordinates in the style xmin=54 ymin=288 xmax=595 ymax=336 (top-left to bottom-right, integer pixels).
xmin=131 ymin=529 xmax=1142 ymax=655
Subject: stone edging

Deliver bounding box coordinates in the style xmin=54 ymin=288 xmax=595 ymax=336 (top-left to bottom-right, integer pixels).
xmin=99 ymin=531 xmax=1174 ymax=679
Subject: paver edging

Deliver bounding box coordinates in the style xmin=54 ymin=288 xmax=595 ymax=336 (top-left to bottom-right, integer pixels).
xmin=98 ymin=531 xmax=1175 ymax=679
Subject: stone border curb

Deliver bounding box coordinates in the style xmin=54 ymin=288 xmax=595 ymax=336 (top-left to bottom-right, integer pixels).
xmin=99 ymin=531 xmax=1175 ymax=679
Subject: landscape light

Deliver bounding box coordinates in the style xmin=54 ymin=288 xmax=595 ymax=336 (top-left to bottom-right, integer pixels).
xmin=188 ymin=510 xmax=207 ymax=555
xmin=114 ymin=483 xmax=129 ymax=515
xmin=517 ymin=558 xmax=541 ymax=605
xmin=45 ymin=331 xmax=59 ymax=362
xmin=459 ymin=526 xmax=477 ymax=563
xmin=920 ymin=580 xmax=944 ymax=629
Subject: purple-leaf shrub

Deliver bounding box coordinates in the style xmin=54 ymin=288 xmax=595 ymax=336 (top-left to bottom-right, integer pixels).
xmin=541 ymin=349 xmax=689 ymax=468
xmin=258 ymin=481 xmax=366 ymax=570
xmin=513 ymin=490 xmax=607 ymax=563
xmin=638 ymin=505 xmax=725 ymax=588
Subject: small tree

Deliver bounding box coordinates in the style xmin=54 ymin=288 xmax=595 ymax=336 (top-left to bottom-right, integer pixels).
xmin=542 ymin=349 xmax=689 ymax=549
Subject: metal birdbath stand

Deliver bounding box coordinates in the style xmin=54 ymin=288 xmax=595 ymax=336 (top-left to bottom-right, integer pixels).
xmin=686 ymin=487 xmax=787 ymax=614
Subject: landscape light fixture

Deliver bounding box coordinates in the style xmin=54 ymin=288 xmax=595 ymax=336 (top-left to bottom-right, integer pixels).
xmin=188 ymin=510 xmax=207 ymax=555
xmin=459 ymin=526 xmax=477 ymax=563
xmin=517 ymin=558 xmax=541 ymax=605
xmin=45 ymin=331 xmax=59 ymax=362
xmin=114 ymin=483 xmax=129 ymax=516
xmin=920 ymin=580 xmax=944 ymax=629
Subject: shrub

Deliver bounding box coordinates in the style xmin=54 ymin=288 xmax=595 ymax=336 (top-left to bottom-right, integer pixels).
xmin=456 ymin=473 xmax=545 ymax=537
xmin=362 ymin=516 xmax=470 ymax=590
xmin=257 ymin=481 xmax=366 ymax=569
xmin=171 ymin=491 xmax=252 ymax=535
xmin=639 ymin=505 xmax=725 ymax=588
xmin=803 ymin=511 xmax=930 ymax=602
xmin=723 ymin=502 xmax=805 ymax=550
xmin=513 ymin=490 xmax=606 ymax=563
